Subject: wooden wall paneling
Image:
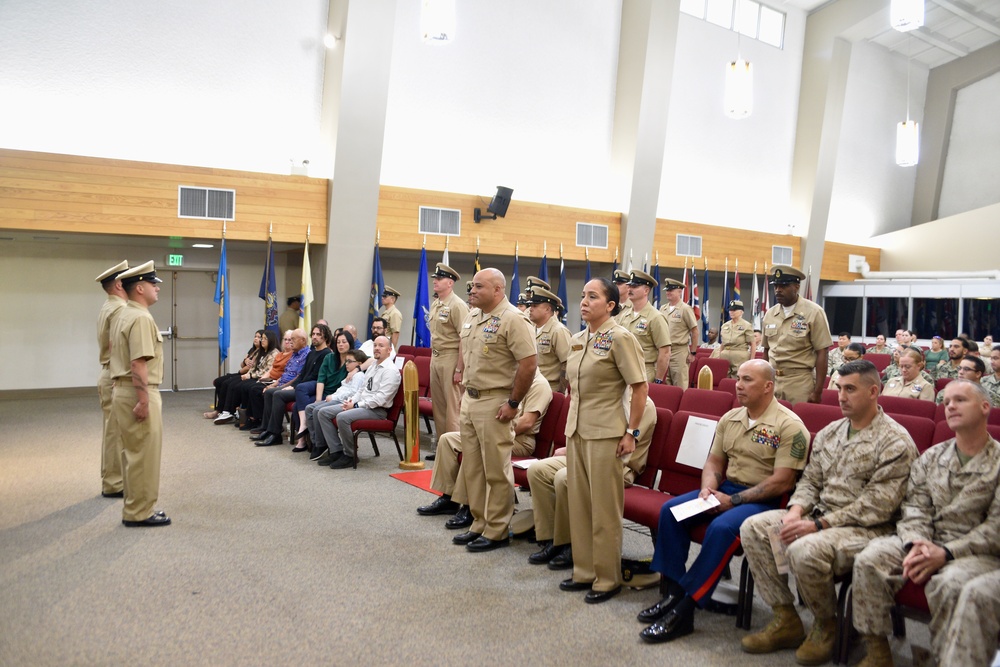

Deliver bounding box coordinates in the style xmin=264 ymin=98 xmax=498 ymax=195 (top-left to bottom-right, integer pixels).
xmin=652 ymin=218 xmax=801 ymax=274
xmin=819 ymin=241 xmax=881 ymax=282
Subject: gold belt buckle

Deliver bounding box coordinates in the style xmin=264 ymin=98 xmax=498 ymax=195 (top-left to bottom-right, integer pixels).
xmin=432 ymin=349 xmax=440 ymax=356
xmin=466 ymin=387 xmax=480 ymax=399
xmin=775 ymin=369 xmax=785 ymax=377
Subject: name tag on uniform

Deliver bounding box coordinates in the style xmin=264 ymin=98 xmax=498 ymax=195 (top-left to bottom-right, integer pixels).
xmin=572 ymin=344 xmax=583 ymax=351
xmin=765 ymin=324 xmax=777 ymax=331
xmin=463 ymin=323 xmax=472 ymax=329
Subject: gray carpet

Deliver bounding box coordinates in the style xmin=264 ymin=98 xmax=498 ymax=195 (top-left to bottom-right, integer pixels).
xmin=0 ymin=391 xmax=928 ymax=666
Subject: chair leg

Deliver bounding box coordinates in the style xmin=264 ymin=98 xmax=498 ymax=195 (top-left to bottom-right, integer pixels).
xmin=352 ymin=432 xmax=361 ymax=469
xmin=391 ymin=432 xmax=403 ymax=461
xmin=890 ymin=606 xmax=906 ymax=638
xmin=836 ymin=583 xmax=854 ymax=665
xmin=423 ymin=415 xmax=432 ymax=434
xmin=737 ymin=558 xmax=755 ymax=630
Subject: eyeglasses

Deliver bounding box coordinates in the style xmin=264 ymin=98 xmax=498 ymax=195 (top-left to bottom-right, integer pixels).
xmin=959 ymin=366 xmax=978 ymax=373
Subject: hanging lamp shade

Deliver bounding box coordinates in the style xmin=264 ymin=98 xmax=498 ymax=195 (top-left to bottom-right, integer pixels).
xmin=725 ymin=58 xmax=753 ymax=119
xmin=421 ymin=0 xmax=455 ymax=43
xmin=890 ymin=0 xmax=924 ymax=32
xmin=896 ymin=120 xmax=920 ymax=166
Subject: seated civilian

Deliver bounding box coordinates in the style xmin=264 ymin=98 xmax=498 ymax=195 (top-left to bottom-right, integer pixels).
xmin=292 ymin=330 xmax=354 ymax=444
xmin=302 ymin=348 xmax=369 ymax=452
xmin=215 ymin=330 xmax=279 ymax=425
xmin=247 ymin=329 xmax=310 ymax=438
xmin=205 ymin=330 xmax=263 ymax=420
xmin=239 ymin=331 xmax=294 ymax=430
xmin=359 ymin=317 xmax=396 ymax=369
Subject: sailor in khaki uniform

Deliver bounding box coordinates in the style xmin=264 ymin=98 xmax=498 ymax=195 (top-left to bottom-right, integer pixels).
xmin=378 ymin=285 xmax=403 ymax=349
xmin=852 ymin=380 xmax=1000 ymax=667
xmin=524 ymin=276 xmax=550 ymax=296
xmin=109 ymin=261 xmax=170 ymax=527
xmin=613 ymin=270 xmax=633 ymax=323
xmin=615 ymin=270 xmax=671 ymax=384
xmin=562 ymin=277 xmax=647 ymax=603
xmin=761 ymin=265 xmax=832 ymax=404
xmin=427 ymin=264 xmax=469 ymax=449
xmin=453 ymin=268 xmax=537 ymax=553
xmin=660 ymin=278 xmax=699 ymax=388
xmin=514 ymin=292 xmax=530 ymax=312
xmin=881 ymin=347 xmax=935 ymax=401
xmin=740 ymin=360 xmax=918 ymax=664
xmin=717 ymin=300 xmax=754 ymax=378
xmin=95 ymin=260 xmax=129 ymax=497
xmin=527 ymin=287 xmax=572 ymax=392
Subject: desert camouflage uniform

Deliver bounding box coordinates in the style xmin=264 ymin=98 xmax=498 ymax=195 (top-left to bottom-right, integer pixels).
xmin=852 ymin=437 xmax=1000 ymax=661
xmin=939 ymin=568 xmax=1000 ymax=667
xmin=826 ymin=346 xmax=844 ymax=376
xmin=981 ymin=374 xmax=1000 ymax=408
xmin=741 ymin=409 xmax=917 ymax=620
xmin=934 ymin=359 xmax=961 ymax=381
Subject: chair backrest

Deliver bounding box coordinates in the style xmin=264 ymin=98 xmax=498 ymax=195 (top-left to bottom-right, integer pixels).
xmin=932 ymin=419 xmax=1000 ymax=449
xmin=648 ymin=382 xmax=684 ymax=413
xmin=633 ymin=407 xmax=673 ymax=488
xmin=820 ymin=389 xmax=840 ymax=406
xmin=991 ymin=408 xmax=1000 ymax=426
xmin=935 ymin=377 xmax=952 ymax=395
xmin=530 ymin=392 xmax=566 ymax=459
xmin=657 ymin=410 xmax=721 ymax=496
xmin=549 ymin=394 xmax=571 ymax=452
xmin=878 ymin=395 xmax=937 ymax=420
xmin=792 ymin=403 xmax=844 ymax=436
xmin=384 ymin=371 xmax=406 ymax=423
xmin=934 ymin=401 xmax=946 ymax=423
xmin=888 ymin=414 xmax=936 ymax=453
xmin=678 ymin=387 xmax=734 ymax=417
xmin=718 ymin=377 xmax=738 ymax=398
xmin=865 ymin=353 xmax=891 ymax=374
xmin=397 ymin=345 xmax=419 ymax=357
xmin=693 ymin=357 xmax=730 ymax=389
xmin=412 ymin=355 xmax=432 ymax=396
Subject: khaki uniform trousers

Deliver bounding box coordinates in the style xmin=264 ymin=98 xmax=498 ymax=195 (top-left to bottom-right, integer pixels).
xmin=112 ymin=382 xmax=163 ymax=522
xmin=741 ymin=509 xmax=889 ymax=620
xmin=719 ymin=349 xmax=750 ymax=378
xmin=853 ymin=534 xmax=1000 ymax=659
xmin=432 ymin=430 xmax=533 ymax=506
xmin=773 ymin=368 xmax=815 ymax=405
xmin=940 ymin=569 xmax=1000 ymax=667
xmin=526 ymin=456 xmax=570 ymax=546
xmin=460 ymin=393 xmax=516 ymax=541
xmin=97 ymin=366 xmax=123 ymax=494
xmin=667 ymin=344 xmax=690 ymax=389
xmin=430 ymin=352 xmax=462 ymax=442
xmin=567 ymin=433 xmax=625 ymax=593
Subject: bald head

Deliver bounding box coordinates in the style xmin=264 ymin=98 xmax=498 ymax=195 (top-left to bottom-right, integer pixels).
xmin=471 ymin=268 xmax=506 ymax=312
xmin=735 ymin=359 xmax=776 ymax=416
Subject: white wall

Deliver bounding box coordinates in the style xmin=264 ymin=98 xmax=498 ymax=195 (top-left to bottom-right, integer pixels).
xmin=938 ymin=70 xmax=1000 ymax=218
xmin=826 ymin=41 xmax=928 ymax=241
xmin=657 ymin=10 xmax=807 ymax=234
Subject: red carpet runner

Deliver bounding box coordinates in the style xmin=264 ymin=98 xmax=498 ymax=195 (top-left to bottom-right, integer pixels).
xmin=389 ymin=469 xmax=440 ymax=496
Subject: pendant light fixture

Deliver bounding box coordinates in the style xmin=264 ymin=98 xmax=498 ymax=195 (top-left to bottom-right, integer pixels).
xmin=724 ymin=2 xmax=752 ymax=119
xmin=890 ymin=0 xmax=925 ymax=33
xmin=896 ymin=36 xmax=919 ymax=167
xmin=421 ymin=0 xmax=455 ymax=44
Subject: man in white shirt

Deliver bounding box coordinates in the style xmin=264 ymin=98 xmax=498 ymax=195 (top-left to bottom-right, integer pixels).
xmin=312 ymin=336 xmax=401 ymax=469
xmin=359 ymin=317 xmax=396 ymax=368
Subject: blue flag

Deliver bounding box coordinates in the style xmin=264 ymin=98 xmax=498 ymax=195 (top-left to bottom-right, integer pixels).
xmin=509 ymin=250 xmax=520 ymax=303
xmin=651 ymin=263 xmax=661 ymax=310
xmin=538 ymin=253 xmax=549 ymax=285
xmin=368 ymin=243 xmax=385 ymax=337
xmin=214 ymin=239 xmax=231 ymax=361
xmin=259 ymin=239 xmax=278 ymax=335
xmin=413 ymin=247 xmax=431 ymax=347
xmin=557 ymin=255 xmax=568 ymax=326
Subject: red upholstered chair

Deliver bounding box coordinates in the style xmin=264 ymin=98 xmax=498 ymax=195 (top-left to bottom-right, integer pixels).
xmin=888 ymin=414 xmax=936 ymax=453
xmin=648 ymin=383 xmax=684 ymax=413
xmin=932 ymin=420 xmax=1000 ymax=448
xmin=397 ymin=345 xmax=419 ymax=357
xmin=692 ymin=357 xmax=730 ymax=389
xmin=512 ymin=392 xmax=567 ymax=490
xmin=990 ymin=408 xmax=1000 ymax=426
xmin=413 ymin=356 xmax=434 ymax=434
xmin=935 ymin=378 xmax=952 ymax=396
xmin=865 ymin=353 xmax=891 ymax=375
xmin=678 ymin=387 xmax=734 ymax=417
xmin=878 ymin=395 xmax=937 ymax=420
xmin=344 ymin=371 xmax=405 ymax=469
xmin=934 ymin=402 xmax=946 ymax=423
xmin=718 ymin=377 xmax=738 ymax=398
xmin=820 ymin=389 xmax=840 ymax=406
xmin=793 ymin=403 xmax=843 ymax=435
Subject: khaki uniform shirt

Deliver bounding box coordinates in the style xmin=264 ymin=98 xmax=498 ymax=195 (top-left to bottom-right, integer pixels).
xmin=761 ymin=298 xmax=832 ymax=372
xmin=514 ymin=371 xmax=554 ymax=451
xmin=615 ymin=302 xmax=634 ymax=326
xmin=379 ymin=304 xmax=403 ymax=338
xmin=459 ymin=297 xmax=536 ymax=392
xmin=882 ymin=376 xmax=935 ymax=401
xmin=719 ymin=318 xmax=754 ymax=354
xmin=660 ymin=301 xmax=700 ymax=346
xmin=109 ymin=301 xmax=164 ymax=385
xmin=429 ymin=291 xmax=469 ymax=353
xmin=934 ymin=360 xmax=961 ymax=382
xmin=564 ymin=318 xmax=645 ymax=440
xmin=619 ymin=302 xmax=671 ymax=379
xmin=278 ymin=308 xmax=299 ymax=336
xmin=982 ymin=375 xmax=1000 ymax=408
xmin=97 ymin=294 xmax=127 ymax=366
xmin=710 ymin=398 xmax=809 ymax=486
xmin=789 ymin=408 xmax=918 ymax=528
xmin=898 ymin=438 xmax=1000 ymax=559
xmin=534 ymin=317 xmax=572 ymax=389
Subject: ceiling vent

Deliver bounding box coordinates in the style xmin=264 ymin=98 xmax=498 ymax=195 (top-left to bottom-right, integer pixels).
xmin=178 ymin=186 xmax=235 ymax=220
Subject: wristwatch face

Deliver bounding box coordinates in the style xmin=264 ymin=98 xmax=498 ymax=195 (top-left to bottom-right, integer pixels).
xmin=630 ymin=429 xmax=640 ymax=439
xmin=731 ymin=493 xmax=743 ymax=506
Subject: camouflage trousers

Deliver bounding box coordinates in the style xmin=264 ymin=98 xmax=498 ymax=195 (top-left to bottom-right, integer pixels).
xmin=939 ymin=569 xmax=1000 ymax=667
xmin=741 ymin=509 xmax=889 ymax=620
xmin=853 ymin=535 xmax=1000 ymax=660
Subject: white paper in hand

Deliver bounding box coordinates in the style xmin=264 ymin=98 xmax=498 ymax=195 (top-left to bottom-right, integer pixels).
xmin=669 ymin=494 xmax=720 ymax=522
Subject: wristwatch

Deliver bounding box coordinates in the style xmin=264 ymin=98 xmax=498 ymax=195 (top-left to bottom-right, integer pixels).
xmin=730 ymin=492 xmax=744 ymax=506
xmin=507 ymin=398 xmax=520 ymax=409
xmin=628 ymin=429 xmax=640 ymax=439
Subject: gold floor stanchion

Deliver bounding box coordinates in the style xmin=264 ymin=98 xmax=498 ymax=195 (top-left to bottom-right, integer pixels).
xmin=399 ymin=359 xmax=424 ymax=470
xmin=697 ymin=364 xmax=714 ymax=390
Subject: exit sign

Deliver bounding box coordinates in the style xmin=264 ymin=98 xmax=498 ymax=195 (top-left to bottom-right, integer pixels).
xmin=167 ymin=254 xmax=184 ymax=267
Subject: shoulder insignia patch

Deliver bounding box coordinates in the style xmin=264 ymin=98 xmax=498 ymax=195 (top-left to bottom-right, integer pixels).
xmin=790 ymin=431 xmax=808 ymax=460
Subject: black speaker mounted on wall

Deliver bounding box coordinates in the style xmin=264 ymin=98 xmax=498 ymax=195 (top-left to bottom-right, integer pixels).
xmin=474 ymin=186 xmax=513 ymax=223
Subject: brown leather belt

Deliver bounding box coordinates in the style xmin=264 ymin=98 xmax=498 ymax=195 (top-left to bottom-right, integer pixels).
xmin=774 ymin=368 xmax=812 ymax=377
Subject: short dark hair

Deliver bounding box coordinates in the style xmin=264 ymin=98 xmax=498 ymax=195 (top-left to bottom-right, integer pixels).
xmin=838 ymin=331 xmax=851 ymax=338
xmin=837 ymin=359 xmax=881 ymax=387
xmin=955 ymin=338 xmax=971 ymax=352
xmin=962 ymin=356 xmax=987 ymax=375
xmin=372 ymin=317 xmax=388 ymax=329
xmin=846 ymin=342 xmax=866 ymax=356
xmin=967 ymin=340 xmax=979 ymax=353
xmin=348 ymin=348 xmax=369 ymax=363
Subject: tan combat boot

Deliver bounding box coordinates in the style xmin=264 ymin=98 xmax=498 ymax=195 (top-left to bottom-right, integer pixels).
xmin=856 ymin=635 xmax=894 ymax=667
xmin=795 ymin=616 xmax=837 ymax=665
xmin=741 ymin=604 xmax=806 ymax=654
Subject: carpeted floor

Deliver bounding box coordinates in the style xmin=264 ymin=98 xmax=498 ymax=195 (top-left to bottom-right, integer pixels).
xmin=0 ymin=390 xmax=930 ymax=666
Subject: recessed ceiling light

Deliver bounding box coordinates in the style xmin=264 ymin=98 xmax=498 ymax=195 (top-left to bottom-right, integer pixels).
xmin=192 ymin=243 xmax=214 ymax=248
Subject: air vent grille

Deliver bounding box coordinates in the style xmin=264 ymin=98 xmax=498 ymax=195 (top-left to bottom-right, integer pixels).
xmin=419 ymin=207 xmax=461 ymax=235
xmin=178 ymin=186 xmax=235 ymax=220
xmin=576 ymin=222 xmax=608 ymax=248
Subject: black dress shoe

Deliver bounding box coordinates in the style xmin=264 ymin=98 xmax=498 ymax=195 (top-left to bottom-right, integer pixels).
xmin=639 ymin=609 xmax=695 ymax=643
xmin=330 ymin=453 xmax=354 ymax=469
xmin=466 ymin=536 xmax=510 ymax=552
xmin=122 ymin=513 xmax=172 ymax=527
xmin=101 ymin=490 xmax=124 ymax=498
xmin=548 ymin=545 xmax=574 ymax=570
xmin=637 ymin=593 xmax=684 ymax=623
xmin=585 ymin=585 xmax=622 ymax=604
xmin=424 ymin=453 xmax=436 ymax=461
xmin=445 ymin=506 xmax=472 ymax=529
xmin=250 ymin=431 xmax=269 ymax=441
xmin=291 ymin=444 xmax=309 ymax=453
xmin=249 ymin=427 xmax=265 ymax=435
xmin=528 ymin=541 xmax=561 ymax=565
xmin=417 ymin=496 xmax=460 ymax=516
xmin=256 ymin=433 xmax=282 ymax=446
xmin=559 ymin=578 xmax=592 ymax=592
xmin=239 ymin=420 xmax=258 ymax=432
xmin=452 ymin=531 xmax=482 ymax=545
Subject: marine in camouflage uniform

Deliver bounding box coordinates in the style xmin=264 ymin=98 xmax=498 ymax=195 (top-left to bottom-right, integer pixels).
xmin=852 ymin=435 xmax=1000 ymax=664
xmin=939 ymin=568 xmax=1000 ymax=667
xmin=740 ymin=406 xmax=917 ymax=662
xmin=981 ymin=373 xmax=1000 ymax=408
xmin=933 ymin=358 xmax=961 ymax=382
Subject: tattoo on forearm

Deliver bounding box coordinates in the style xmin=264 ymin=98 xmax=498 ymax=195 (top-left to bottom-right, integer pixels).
xmin=713 ymin=472 xmax=723 ymax=485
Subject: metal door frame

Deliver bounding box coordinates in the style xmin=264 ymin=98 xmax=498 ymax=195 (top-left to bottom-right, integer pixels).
xmin=168 ymin=268 xmax=227 ymax=392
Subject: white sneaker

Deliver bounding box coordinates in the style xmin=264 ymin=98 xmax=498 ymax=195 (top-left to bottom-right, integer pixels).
xmin=213 ymin=411 xmax=233 ymax=423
